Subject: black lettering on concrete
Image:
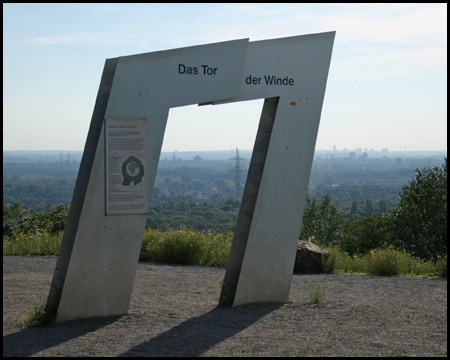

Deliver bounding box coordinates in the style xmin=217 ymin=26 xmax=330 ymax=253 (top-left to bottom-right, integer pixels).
xmin=179 ymin=64 xmax=217 ymax=75
xmin=201 ymin=65 xmax=217 ymax=75
xmin=245 ymin=75 xmax=262 ymax=85
xmin=179 ymin=64 xmax=198 ymax=74
xmin=245 ymin=75 xmax=294 ymax=86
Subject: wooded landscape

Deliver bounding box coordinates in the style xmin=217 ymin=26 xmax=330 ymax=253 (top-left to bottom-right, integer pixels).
xmin=4 ymin=151 xmax=447 ymax=260
xmin=3 ymin=151 xmax=445 ymax=226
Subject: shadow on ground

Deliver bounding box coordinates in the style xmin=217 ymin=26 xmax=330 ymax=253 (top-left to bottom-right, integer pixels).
xmin=119 ymin=303 xmax=282 ymax=357
xmin=3 ymin=304 xmax=282 ymax=357
xmin=3 ymin=315 xmax=122 ymax=357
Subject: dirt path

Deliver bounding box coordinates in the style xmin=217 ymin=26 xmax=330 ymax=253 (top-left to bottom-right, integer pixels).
xmin=3 ymin=255 xmax=447 ymax=357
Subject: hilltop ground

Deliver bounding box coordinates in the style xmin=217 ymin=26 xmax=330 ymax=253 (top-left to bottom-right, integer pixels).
xmin=3 ymin=256 xmax=447 ymax=357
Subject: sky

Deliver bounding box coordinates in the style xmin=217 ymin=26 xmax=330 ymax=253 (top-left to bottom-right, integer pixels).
xmin=3 ymin=3 xmax=447 ymax=152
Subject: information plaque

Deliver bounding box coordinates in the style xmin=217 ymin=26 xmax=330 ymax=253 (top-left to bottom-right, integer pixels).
xmin=105 ymin=118 xmax=148 ymax=215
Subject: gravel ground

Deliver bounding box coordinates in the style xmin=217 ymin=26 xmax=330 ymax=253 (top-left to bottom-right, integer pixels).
xmin=3 ymin=255 xmax=447 ymax=357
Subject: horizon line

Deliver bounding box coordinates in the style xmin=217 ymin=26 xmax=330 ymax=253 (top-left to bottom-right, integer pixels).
xmin=3 ymin=149 xmax=448 ymax=153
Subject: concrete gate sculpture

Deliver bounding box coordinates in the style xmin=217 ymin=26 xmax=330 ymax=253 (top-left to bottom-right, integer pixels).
xmin=47 ymin=32 xmax=335 ymax=323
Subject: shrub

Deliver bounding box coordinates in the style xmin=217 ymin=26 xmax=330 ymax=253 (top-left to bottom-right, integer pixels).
xmin=334 ymin=251 xmax=369 ymax=274
xmin=366 ymin=246 xmax=400 ymax=275
xmin=435 ymin=255 xmax=447 ymax=277
xmin=321 ymin=247 xmax=338 ymax=274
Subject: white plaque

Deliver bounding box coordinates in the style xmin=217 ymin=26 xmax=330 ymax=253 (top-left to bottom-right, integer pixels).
xmin=105 ymin=118 xmax=148 ymax=215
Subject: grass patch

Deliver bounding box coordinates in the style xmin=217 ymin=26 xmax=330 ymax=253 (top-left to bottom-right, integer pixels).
xmin=21 ymin=295 xmax=57 ymax=329
xmin=308 ymin=282 xmax=328 ymax=305
xmin=321 ymin=245 xmax=447 ymax=277
xmin=3 ymin=228 xmax=446 ymax=278
xmin=320 ymin=246 xmax=368 ymax=274
xmin=3 ymin=232 xmax=62 ymax=256
xmin=140 ymin=227 xmax=233 ymax=267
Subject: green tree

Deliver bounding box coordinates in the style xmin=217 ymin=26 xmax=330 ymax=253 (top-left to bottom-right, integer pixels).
xmin=3 ymin=202 xmax=68 ymax=236
xmin=340 ymin=214 xmax=395 ymax=256
xmin=363 ymin=199 xmax=374 ymax=216
xmin=349 ymin=200 xmax=358 ymax=217
xmin=58 ymin=179 xmax=68 ymax=186
xmin=3 ymin=202 xmax=29 ymax=236
xmin=349 ymin=189 xmax=363 ymax=200
xmin=223 ymin=198 xmax=241 ymax=209
xmin=392 ymin=158 xmax=447 ymax=260
xmin=177 ymin=199 xmax=190 ymax=212
xmin=48 ymin=203 xmax=69 ymax=233
xmin=378 ymin=199 xmax=387 ymax=214
xmin=299 ymin=194 xmax=346 ymax=247
xmin=323 ymin=177 xmax=332 ymax=186
xmin=213 ymin=178 xmax=234 ymax=190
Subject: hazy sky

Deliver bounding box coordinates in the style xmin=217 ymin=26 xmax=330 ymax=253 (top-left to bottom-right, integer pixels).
xmin=3 ymin=3 xmax=447 ymax=152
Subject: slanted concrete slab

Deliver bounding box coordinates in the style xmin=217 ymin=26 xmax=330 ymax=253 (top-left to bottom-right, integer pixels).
xmin=48 ymin=33 xmax=335 ymax=322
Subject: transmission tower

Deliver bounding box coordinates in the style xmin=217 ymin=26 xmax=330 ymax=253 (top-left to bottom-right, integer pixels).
xmin=229 ymin=147 xmax=246 ymax=197
xmin=59 ymin=150 xmax=64 ymax=167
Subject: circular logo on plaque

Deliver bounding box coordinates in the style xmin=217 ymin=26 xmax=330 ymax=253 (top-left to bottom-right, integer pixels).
xmin=122 ymin=156 xmax=145 ymax=186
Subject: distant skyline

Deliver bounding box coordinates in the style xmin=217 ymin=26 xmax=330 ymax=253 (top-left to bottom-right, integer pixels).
xmin=3 ymin=3 xmax=447 ymax=152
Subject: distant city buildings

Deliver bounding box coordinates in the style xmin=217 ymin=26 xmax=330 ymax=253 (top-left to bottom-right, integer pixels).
xmin=358 ymin=152 xmax=368 ymax=161
xmin=328 ymin=147 xmax=389 ymax=154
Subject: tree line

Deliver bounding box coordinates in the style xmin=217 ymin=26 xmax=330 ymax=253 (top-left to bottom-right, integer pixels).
xmin=4 ymin=158 xmax=447 ymax=261
xmin=2 ymin=179 xmax=403 ymax=218
xmin=300 ymin=158 xmax=447 ymax=260
xmin=5 ymin=154 xmax=444 ymax=214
